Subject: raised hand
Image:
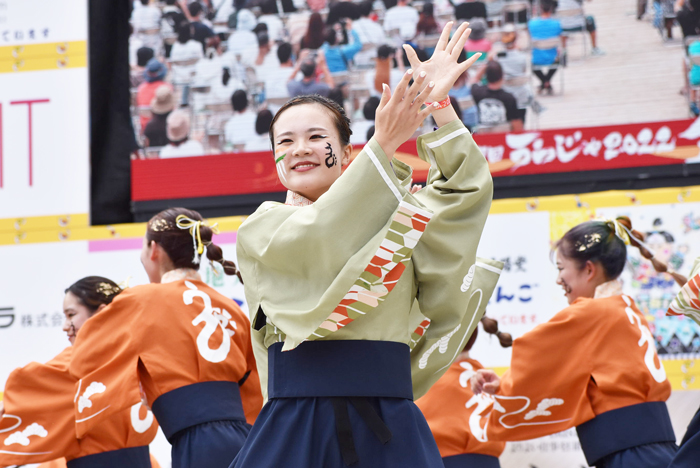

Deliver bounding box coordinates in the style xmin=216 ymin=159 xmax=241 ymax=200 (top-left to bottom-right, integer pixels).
xmin=403 ymin=22 xmax=482 ymax=102
xmin=373 ymin=69 xmax=437 ymax=159
xmin=471 ymin=369 xmax=501 ymax=395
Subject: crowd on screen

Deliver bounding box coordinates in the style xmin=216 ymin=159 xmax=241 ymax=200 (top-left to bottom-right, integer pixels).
xmin=129 ymin=0 xmax=605 ymax=157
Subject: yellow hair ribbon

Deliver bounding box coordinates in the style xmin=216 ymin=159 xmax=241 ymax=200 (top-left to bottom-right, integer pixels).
xmin=603 ymin=218 xmax=630 ymax=246
xmin=176 ymin=215 xmax=218 ymax=264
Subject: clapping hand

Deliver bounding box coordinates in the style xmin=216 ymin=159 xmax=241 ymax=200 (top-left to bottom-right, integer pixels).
xmin=403 ymin=22 xmax=482 ymax=103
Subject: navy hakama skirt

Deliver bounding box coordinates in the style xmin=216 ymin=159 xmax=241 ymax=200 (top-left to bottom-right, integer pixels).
xmin=230 ymin=340 xmax=443 ymax=468
xmin=151 ymin=381 xmax=251 ymax=468
xmin=576 ymin=401 xmax=678 ymax=467
xmin=668 ymin=406 xmax=700 ymax=468
xmin=67 ymin=446 xmax=152 ymax=468
xmin=442 ymin=453 xmax=501 ymax=467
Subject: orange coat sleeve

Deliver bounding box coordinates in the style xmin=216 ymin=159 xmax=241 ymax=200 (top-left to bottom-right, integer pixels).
xmin=0 ymin=348 xmax=81 ymax=466
xmin=487 ymin=301 xmax=599 ymax=441
xmin=69 ymin=289 xmax=145 ymax=439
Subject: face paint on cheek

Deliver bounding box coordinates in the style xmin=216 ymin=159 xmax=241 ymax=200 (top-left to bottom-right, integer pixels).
xmin=274 ymin=150 xmax=287 ymax=183
xmin=324 ymin=142 xmax=337 ymax=169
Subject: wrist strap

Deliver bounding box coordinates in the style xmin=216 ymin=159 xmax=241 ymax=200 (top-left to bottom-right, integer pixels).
xmin=426 ymin=96 xmax=451 ymax=109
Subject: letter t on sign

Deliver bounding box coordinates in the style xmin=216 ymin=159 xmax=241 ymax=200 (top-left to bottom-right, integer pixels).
xmin=10 ymin=99 xmax=50 ymax=187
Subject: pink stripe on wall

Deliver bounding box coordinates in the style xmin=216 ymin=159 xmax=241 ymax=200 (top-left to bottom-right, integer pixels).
xmin=89 ymin=237 xmax=142 ymax=252
xmin=88 ymin=232 xmax=237 ymax=253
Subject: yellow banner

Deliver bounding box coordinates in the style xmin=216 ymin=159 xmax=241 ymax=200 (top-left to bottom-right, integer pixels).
xmin=0 ymin=40 xmax=87 ymax=73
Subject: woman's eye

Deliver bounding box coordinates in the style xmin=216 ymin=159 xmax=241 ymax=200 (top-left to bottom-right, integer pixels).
xmin=277 ymin=139 xmax=292 ymax=145
xmin=310 ymin=135 xmax=326 ymax=140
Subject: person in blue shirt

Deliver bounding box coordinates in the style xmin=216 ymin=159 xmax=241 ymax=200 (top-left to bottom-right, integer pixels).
xmin=321 ymin=19 xmax=363 ymax=73
xmin=528 ymin=0 xmax=561 ymax=95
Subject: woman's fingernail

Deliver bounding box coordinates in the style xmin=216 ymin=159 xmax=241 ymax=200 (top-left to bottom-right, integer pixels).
xmin=407 ymin=69 xmax=413 ymax=75
xmin=382 ymin=83 xmax=389 ymax=92
xmin=419 ymin=71 xmax=427 ymax=78
xmin=429 ymin=81 xmax=434 ymax=87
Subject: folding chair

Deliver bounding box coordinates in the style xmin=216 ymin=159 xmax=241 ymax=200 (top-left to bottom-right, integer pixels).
xmin=530 ymin=36 xmax=564 ymax=95
xmin=556 ymin=6 xmax=587 ymax=59
xmin=502 ymin=0 xmax=530 ymax=29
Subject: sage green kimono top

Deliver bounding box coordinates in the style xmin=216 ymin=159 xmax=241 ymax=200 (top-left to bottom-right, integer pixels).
xmin=237 ymin=120 xmax=503 ymax=401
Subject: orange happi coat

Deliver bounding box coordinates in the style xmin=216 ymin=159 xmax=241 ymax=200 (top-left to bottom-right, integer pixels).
xmin=416 ymin=358 xmax=506 ymax=459
xmin=0 ymin=346 xmax=158 ymax=467
xmin=485 ymin=295 xmax=671 ymax=441
xmin=69 ymin=279 xmax=263 ymax=438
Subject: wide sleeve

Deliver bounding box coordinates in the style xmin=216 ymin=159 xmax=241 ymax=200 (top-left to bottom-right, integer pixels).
xmin=667 ymin=256 xmax=700 ymax=325
xmin=486 ymin=304 xmax=599 ymax=441
xmin=0 ymin=348 xmax=81 ymax=466
xmin=237 ymin=137 xmax=432 ymax=351
xmin=408 ymin=120 xmax=498 ymax=399
xmin=68 ymin=289 xmax=145 ymax=438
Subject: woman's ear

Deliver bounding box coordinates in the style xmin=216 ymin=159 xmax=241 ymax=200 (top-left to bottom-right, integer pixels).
xmin=341 ymin=144 xmax=352 ymax=166
xmin=95 ymin=303 xmax=107 ymax=314
xmin=149 ymin=240 xmax=160 ymax=262
xmin=584 ymin=260 xmax=599 ymax=282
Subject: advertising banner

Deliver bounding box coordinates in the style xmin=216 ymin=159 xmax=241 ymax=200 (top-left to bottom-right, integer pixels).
xmin=0 ymin=0 xmax=89 ymax=219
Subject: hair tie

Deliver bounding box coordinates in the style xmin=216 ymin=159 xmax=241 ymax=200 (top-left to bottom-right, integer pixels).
xmin=604 ymin=218 xmax=631 ymax=246
xmin=175 ymin=216 xmax=220 ymax=264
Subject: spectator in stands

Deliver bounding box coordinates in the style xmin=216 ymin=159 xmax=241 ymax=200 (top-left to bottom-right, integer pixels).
xmin=494 ymin=24 xmax=531 ymax=124
xmin=300 ymin=12 xmax=326 ymax=50
xmin=383 ymin=0 xmax=420 ymax=40
xmin=555 ymin=0 xmax=604 ymax=56
xmin=688 ymin=39 xmax=700 ymax=115
xmin=528 ymin=0 xmax=561 ymax=95
xmin=192 ymin=36 xmax=245 ymax=109
xmin=464 ymin=17 xmax=491 ymax=57
xmin=245 ymin=109 xmax=274 ymax=152
xmin=144 ymin=85 xmax=175 ymax=148
xmin=449 ymin=68 xmax=478 ymax=130
xmin=227 ymin=9 xmax=258 ymax=66
xmin=677 ymin=0 xmax=700 ymax=38
xmin=472 ymin=60 xmax=523 ymax=132
xmin=258 ymin=0 xmax=285 ymax=42
xmin=287 ymin=51 xmax=335 ymax=97
xmin=448 ymin=0 xmax=487 ymax=22
xmin=371 ymin=44 xmax=405 ymax=95
xmin=254 ymin=32 xmax=278 ymax=69
xmin=417 ymin=2 xmax=440 ymax=35
xmin=131 ymin=47 xmax=155 ymax=87
xmin=350 ymin=96 xmax=380 ymax=144
xmin=161 ymin=0 xmax=188 ymax=57
xmin=321 ymin=20 xmax=362 ymax=73
xmin=170 ymin=23 xmax=204 ymax=84
xmin=131 ymin=0 xmax=162 ymax=32
xmin=353 ymin=1 xmax=388 ymax=67
xmin=160 ymin=110 xmax=205 ymax=158
xmin=188 ymin=2 xmax=215 ymax=52
xmin=224 ymin=90 xmax=257 ymax=148
xmin=260 ymin=42 xmax=295 ymax=101
xmin=137 ymin=58 xmax=173 ymax=130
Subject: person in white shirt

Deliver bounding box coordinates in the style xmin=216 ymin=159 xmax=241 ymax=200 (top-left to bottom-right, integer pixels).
xmin=170 ymin=24 xmax=204 ymax=84
xmin=353 ymin=1 xmax=389 ymax=67
xmin=244 ymin=109 xmax=274 ymax=152
xmin=224 ymin=90 xmax=257 ymax=148
xmin=160 ymin=110 xmax=206 ymax=158
xmin=258 ymin=0 xmax=285 ymax=42
xmin=259 ymin=42 xmax=294 ymax=101
xmin=132 ymin=0 xmax=162 ymax=31
xmin=383 ymin=0 xmax=419 ymax=41
xmin=227 ymin=9 xmax=259 ymax=66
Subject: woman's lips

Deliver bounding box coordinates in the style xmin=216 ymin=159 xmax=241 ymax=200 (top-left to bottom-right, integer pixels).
xmin=292 ymin=162 xmax=319 ymax=172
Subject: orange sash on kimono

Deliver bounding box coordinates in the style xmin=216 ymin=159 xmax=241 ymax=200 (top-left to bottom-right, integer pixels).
xmin=0 ymin=347 xmax=157 ymax=466
xmin=69 ymin=279 xmax=263 ymax=438
xmin=486 ymin=295 xmax=671 ymax=442
xmin=416 ymin=358 xmax=505 ymax=458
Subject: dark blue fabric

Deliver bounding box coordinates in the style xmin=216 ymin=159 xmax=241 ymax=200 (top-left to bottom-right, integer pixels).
xmin=668 ymin=406 xmax=700 ymax=468
xmin=67 ymin=446 xmax=151 ymax=468
xmin=576 ymin=401 xmax=676 ymax=466
xmin=151 ymin=380 xmax=246 ymax=441
xmin=268 ymin=340 xmax=414 ymax=399
xmin=230 ymin=340 xmax=443 ymax=468
xmin=596 ymin=442 xmax=678 ymax=468
xmin=171 ymin=419 xmax=251 ymax=468
xmin=442 ymin=453 xmax=500 ymax=468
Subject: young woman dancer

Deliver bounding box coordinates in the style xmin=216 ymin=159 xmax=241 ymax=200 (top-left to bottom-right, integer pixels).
xmin=232 ymin=21 xmax=502 ymax=468
xmin=472 ymin=218 xmax=678 ymax=468
xmin=667 ymin=257 xmax=700 ymax=468
xmin=416 ymin=317 xmax=512 ymax=468
xmin=0 ymin=277 xmax=159 ymax=468
xmin=69 ymin=208 xmax=263 ymax=468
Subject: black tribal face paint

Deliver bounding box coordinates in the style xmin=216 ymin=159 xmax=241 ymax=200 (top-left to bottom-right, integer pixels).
xmin=324 ymin=142 xmax=337 ymax=168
